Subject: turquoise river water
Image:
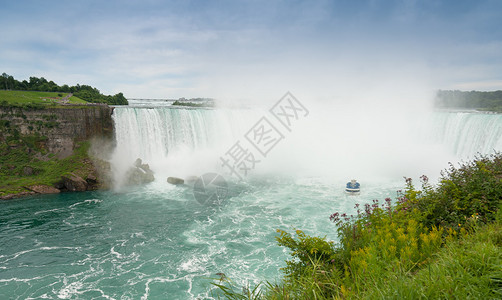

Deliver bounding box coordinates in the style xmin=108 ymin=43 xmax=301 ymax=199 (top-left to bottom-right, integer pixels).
xmin=1 ymin=102 xmax=501 ymax=299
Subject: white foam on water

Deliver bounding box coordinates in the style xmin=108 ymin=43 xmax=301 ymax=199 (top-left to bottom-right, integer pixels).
xmin=57 ymin=281 xmax=83 ymax=299
xmin=0 ymin=247 xmax=81 ymax=264
xmin=1 ymin=105 xmax=500 ymax=299
xmin=34 ymin=208 xmax=64 ymax=215
xmin=68 ymin=199 xmax=103 ymax=208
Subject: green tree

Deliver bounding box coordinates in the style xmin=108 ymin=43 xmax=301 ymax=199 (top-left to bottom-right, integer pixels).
xmin=0 ymin=73 xmax=8 ymax=89
xmin=1 ymin=73 xmax=128 ymax=105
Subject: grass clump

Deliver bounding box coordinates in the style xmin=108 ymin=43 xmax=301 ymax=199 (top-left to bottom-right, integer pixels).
xmin=212 ymin=153 xmax=502 ymax=299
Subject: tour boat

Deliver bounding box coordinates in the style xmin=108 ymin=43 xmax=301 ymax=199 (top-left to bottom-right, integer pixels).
xmin=345 ymin=180 xmax=360 ymax=195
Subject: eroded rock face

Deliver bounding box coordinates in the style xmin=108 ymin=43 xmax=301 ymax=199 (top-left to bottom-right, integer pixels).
xmin=0 ymin=105 xmax=114 ymax=158
xmin=86 ymin=173 xmax=98 ymax=183
xmin=61 ymin=173 xmax=88 ymax=192
xmin=85 ymin=172 xmax=101 ymax=190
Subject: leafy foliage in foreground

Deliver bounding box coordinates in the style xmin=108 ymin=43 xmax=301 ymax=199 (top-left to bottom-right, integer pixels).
xmin=213 ymin=153 xmax=502 ymax=299
xmin=414 ymin=156 xmax=502 ymax=229
xmin=369 ymin=218 xmax=502 ymax=299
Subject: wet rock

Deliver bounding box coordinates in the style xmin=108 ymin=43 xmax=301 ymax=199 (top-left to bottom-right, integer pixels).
xmin=124 ymin=158 xmax=155 ymax=186
xmin=134 ymin=158 xmax=152 ymax=173
xmin=62 ymin=173 xmax=88 ymax=192
xmin=54 ymin=181 xmax=66 ymax=190
xmin=86 ymin=173 xmax=100 ymax=190
xmin=0 ymin=191 xmax=35 ymax=200
xmin=26 ymin=185 xmax=60 ymax=194
xmin=167 ymin=177 xmax=184 ymax=185
xmin=86 ymin=173 xmax=98 ymax=183
xmin=125 ymin=168 xmax=155 ymax=185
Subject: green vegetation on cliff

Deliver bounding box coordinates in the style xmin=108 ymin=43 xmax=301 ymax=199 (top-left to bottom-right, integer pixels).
xmin=0 ymin=105 xmax=114 ymax=198
xmin=0 ymin=137 xmax=95 ymax=197
xmin=213 ymin=153 xmax=502 ymax=299
xmin=436 ymin=90 xmax=502 ymax=112
xmin=0 ymin=73 xmax=128 ymax=105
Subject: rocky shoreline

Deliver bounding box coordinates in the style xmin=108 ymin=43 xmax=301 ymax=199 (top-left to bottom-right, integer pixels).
xmin=0 ymin=105 xmax=115 ymax=200
xmin=0 ymin=155 xmax=112 ymax=200
xmin=1 ymin=174 xmax=99 ymax=200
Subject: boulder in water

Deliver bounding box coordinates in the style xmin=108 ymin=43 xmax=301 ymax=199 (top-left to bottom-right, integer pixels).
xmin=167 ymin=177 xmax=184 ymax=185
xmin=26 ymin=185 xmax=61 ymax=194
xmin=61 ymin=173 xmax=88 ymax=192
xmin=124 ymin=159 xmax=155 ymax=186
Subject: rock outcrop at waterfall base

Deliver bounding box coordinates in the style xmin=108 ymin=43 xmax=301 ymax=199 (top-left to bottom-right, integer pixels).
xmin=61 ymin=173 xmax=89 ymax=192
xmin=0 ymin=105 xmax=114 ymax=199
xmin=123 ymin=158 xmax=155 ymax=186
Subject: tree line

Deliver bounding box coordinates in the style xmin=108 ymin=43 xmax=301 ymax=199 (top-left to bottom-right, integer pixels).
xmin=0 ymin=73 xmax=128 ymax=105
xmin=435 ymin=90 xmax=502 ymax=112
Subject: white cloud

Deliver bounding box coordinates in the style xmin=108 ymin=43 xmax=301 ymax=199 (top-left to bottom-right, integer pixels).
xmin=1 ymin=0 xmax=501 ymax=99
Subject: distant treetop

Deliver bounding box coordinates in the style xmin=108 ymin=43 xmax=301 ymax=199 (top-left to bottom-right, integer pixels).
xmin=0 ymin=73 xmax=128 ymax=105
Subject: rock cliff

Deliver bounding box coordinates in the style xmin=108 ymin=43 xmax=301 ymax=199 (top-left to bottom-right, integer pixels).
xmin=0 ymin=104 xmax=115 ymax=199
xmin=0 ymin=105 xmax=114 ymax=158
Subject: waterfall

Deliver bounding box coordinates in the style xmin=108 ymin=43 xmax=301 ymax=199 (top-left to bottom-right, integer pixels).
xmin=111 ymin=107 xmax=502 ymax=184
xmin=419 ymin=112 xmax=502 ymax=158
xmin=110 ymin=107 xmax=262 ymax=185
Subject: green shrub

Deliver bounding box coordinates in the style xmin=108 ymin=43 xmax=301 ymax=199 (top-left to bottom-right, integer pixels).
xmin=213 ymin=154 xmax=502 ymax=299
xmin=404 ymin=153 xmax=502 ymax=230
xmin=369 ymin=218 xmax=502 ymax=299
xmin=276 ymin=229 xmax=337 ymax=278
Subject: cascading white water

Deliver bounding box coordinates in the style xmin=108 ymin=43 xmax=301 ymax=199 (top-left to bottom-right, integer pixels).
xmin=419 ymin=111 xmax=502 ymax=157
xmin=111 ymin=107 xmax=263 ymax=185
xmin=111 ymin=106 xmax=502 ymax=186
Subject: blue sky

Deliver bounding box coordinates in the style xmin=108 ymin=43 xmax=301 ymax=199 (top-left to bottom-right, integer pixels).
xmin=1 ymin=0 xmax=501 ymax=100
